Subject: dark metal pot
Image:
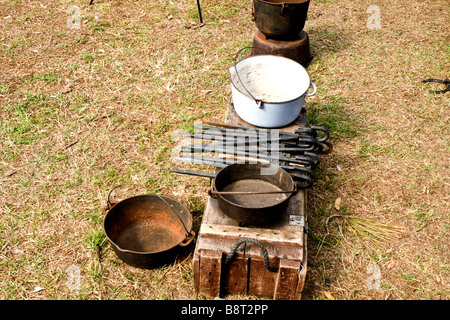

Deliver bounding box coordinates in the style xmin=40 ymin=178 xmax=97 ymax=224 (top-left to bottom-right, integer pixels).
xmin=172 ymin=164 xmax=297 ymax=225
xmin=103 ymin=194 xmax=195 ymax=269
xmin=212 ymin=163 xmax=297 ymax=224
xmin=253 ymin=0 xmax=310 ymax=40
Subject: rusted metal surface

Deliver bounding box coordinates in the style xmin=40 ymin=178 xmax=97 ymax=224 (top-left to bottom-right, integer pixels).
xmin=251 ymin=29 xmax=313 ymax=68
xmin=253 ymin=0 xmax=310 ymax=40
xmin=104 ymin=194 xmax=195 ymax=269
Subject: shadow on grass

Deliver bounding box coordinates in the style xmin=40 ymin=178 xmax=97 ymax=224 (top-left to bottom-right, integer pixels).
xmin=300 ymin=94 xmax=365 ymax=299
xmin=307 ymin=24 xmax=353 ymax=62
xmin=306 ymin=97 xmax=364 ymax=139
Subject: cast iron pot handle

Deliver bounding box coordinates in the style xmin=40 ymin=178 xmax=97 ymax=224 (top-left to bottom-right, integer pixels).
xmin=305 ymin=82 xmax=317 ymax=97
xmin=179 ymin=230 xmax=196 ymax=247
xmin=225 ymin=238 xmax=278 ymax=272
xmin=106 ymin=183 xmax=146 ymax=210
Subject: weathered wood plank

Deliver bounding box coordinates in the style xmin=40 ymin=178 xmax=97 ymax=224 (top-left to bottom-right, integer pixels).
xmin=198 ymin=249 xmax=222 ymax=298
xmin=222 ymin=257 xmax=248 ymax=294
xmin=197 ymin=236 xmax=303 ymax=261
xmin=193 ymin=248 xmax=200 ymax=292
xmin=274 ymin=259 xmax=302 ymax=300
xmin=200 ymin=223 xmax=303 ymax=247
xmin=248 ymin=258 xmax=278 ymax=296
xmin=296 ymin=233 xmax=308 ymax=297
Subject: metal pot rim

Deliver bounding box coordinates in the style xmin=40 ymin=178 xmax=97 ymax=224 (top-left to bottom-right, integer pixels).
xmin=214 ymin=164 xmax=296 ymax=210
xmin=256 ymin=0 xmax=310 ymax=6
xmin=103 ymin=194 xmax=193 ymax=255
xmin=229 ymin=54 xmax=312 ymax=103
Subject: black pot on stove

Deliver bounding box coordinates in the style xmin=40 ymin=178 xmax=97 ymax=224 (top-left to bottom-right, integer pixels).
xmin=253 ymin=0 xmax=310 ymax=40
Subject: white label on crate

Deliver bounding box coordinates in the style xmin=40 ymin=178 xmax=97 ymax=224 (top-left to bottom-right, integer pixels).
xmin=289 ymin=215 xmax=304 ymax=226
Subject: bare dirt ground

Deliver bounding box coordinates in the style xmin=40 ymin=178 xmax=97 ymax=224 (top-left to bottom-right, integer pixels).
xmin=0 ymin=0 xmax=448 ymax=300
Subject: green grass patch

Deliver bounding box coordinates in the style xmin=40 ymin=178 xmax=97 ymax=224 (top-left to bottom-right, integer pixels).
xmin=307 ymin=97 xmax=363 ymax=138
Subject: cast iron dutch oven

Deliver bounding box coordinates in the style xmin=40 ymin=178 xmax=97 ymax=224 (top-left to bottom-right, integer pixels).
xmin=103 ymin=191 xmax=195 ymax=269
xmin=253 ymin=0 xmax=310 ymax=39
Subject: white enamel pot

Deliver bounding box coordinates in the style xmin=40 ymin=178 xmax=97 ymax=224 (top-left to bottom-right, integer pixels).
xmin=229 ymin=54 xmax=316 ymax=128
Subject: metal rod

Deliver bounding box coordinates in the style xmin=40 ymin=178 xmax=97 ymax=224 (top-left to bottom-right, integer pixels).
xmin=176 ymin=155 xmax=270 ymax=166
xmin=176 ymin=155 xmax=314 ymax=175
xmin=173 ymin=156 xmax=228 ymax=167
xmin=192 ymin=125 xmax=297 ymax=139
xmin=196 ymin=0 xmax=203 ymax=24
xmin=170 ymin=168 xmax=215 ymax=178
xmin=196 ymin=123 xmax=331 ymax=154
xmin=184 ymin=133 xmax=299 ymax=143
xmin=181 ymin=143 xmax=317 ymax=154
xmin=209 ymin=188 xmax=297 ymax=196
xmin=202 ymin=121 xmax=298 ymax=136
xmin=181 ymin=146 xmax=316 ymax=167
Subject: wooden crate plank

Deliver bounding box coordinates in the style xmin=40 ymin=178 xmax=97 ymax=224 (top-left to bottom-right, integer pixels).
xmin=274 ymin=259 xmax=302 ymax=300
xmin=296 ymin=233 xmax=308 ymax=297
xmin=199 ymin=223 xmax=303 ymax=246
xmin=198 ymin=249 xmax=222 ymax=298
xmin=222 ymin=257 xmax=248 ymax=294
xmin=198 ymin=236 xmax=303 ymax=261
xmin=248 ymin=258 xmax=278 ymax=297
xmin=193 ymin=247 xmax=200 ymax=293
xmin=202 ymin=196 xmax=240 ymax=226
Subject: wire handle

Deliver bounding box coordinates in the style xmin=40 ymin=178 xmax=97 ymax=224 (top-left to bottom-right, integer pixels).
xmin=232 ymin=47 xmax=262 ymax=106
xmin=105 ymin=183 xmax=192 ymax=237
xmin=106 ymin=183 xmax=146 ymax=209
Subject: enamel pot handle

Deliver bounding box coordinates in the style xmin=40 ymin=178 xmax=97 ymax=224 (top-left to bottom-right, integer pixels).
xmin=305 ymin=82 xmax=317 ymax=97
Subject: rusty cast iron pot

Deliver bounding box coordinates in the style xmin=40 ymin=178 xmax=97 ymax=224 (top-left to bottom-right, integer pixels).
xmin=103 ymin=194 xmax=195 ymax=269
xmin=253 ymin=0 xmax=310 ymax=40
xmin=210 ymin=163 xmax=297 ymax=225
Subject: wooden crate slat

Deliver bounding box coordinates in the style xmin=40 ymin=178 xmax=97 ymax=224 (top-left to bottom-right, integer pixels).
xmin=222 ymin=257 xmax=248 ymax=294
xmin=197 ymin=249 xmax=222 ymax=298
xmin=274 ymin=259 xmax=302 ymax=300
xmin=199 ymin=223 xmax=304 ymax=246
xmin=247 ymin=258 xmax=278 ymax=297
xmin=197 ymin=230 xmax=303 ymax=261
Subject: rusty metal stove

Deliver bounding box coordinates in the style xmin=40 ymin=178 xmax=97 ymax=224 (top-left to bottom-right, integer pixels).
xmin=251 ymin=29 xmax=312 ymax=68
xmin=250 ymin=0 xmax=312 ymax=68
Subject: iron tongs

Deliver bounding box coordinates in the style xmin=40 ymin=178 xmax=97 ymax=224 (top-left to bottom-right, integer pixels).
xmin=422 ymin=78 xmax=449 ymax=94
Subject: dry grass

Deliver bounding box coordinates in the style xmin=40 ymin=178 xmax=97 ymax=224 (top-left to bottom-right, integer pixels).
xmin=0 ymin=0 xmax=449 ymax=300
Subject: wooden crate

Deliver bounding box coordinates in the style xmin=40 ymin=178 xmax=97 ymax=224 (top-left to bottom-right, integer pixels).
xmin=192 ymin=98 xmax=308 ymax=300
xmin=193 ymin=195 xmax=307 ymax=300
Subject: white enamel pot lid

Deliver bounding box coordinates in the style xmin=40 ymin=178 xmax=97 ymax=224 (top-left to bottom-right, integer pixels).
xmin=229 ymin=54 xmax=312 ymax=104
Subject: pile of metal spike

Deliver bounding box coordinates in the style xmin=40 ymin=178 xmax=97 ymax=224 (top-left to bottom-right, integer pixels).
xmin=172 ymin=121 xmax=332 ymax=189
